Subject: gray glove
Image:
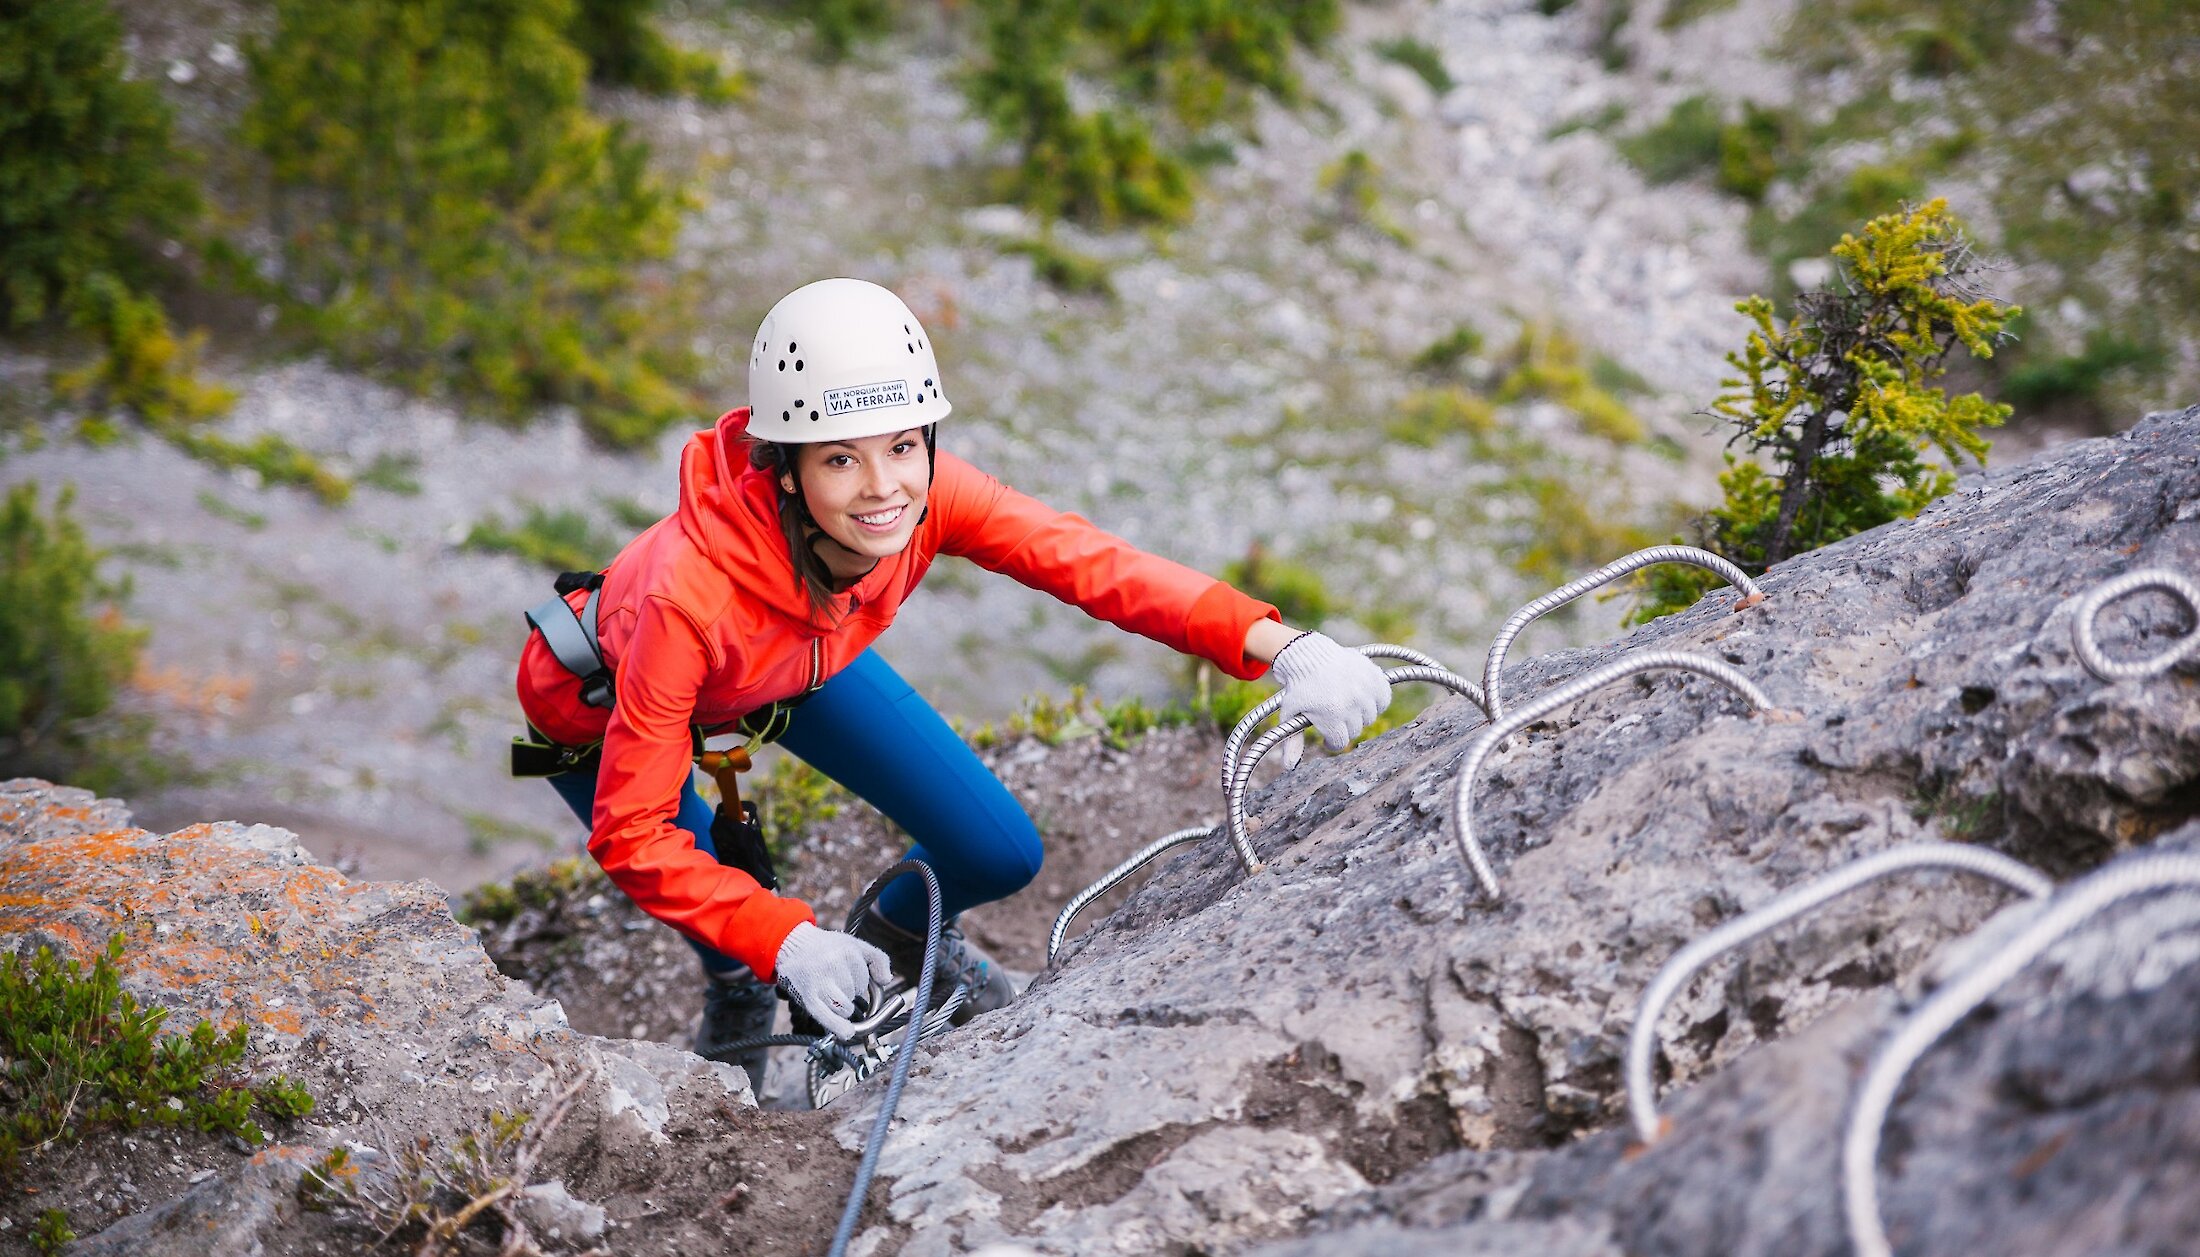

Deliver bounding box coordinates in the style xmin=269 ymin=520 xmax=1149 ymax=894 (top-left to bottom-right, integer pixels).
xmin=1270 ymin=632 xmax=1393 ymax=751
xmin=773 ymin=921 xmax=895 ymax=1040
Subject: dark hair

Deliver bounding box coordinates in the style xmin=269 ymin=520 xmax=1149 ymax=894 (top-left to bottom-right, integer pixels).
xmin=746 ymin=437 xmax=841 ymax=619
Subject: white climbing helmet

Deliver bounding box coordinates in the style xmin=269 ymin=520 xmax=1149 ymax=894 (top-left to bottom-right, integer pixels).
xmin=747 ymin=278 xmax=952 ymax=442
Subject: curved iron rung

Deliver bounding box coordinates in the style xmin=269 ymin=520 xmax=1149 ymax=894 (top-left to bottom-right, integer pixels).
xmin=2071 ymin=568 xmax=2200 ymax=682
xmin=1482 ymin=546 xmax=1764 ymax=721
xmin=1843 ymin=851 xmax=2200 ymax=1257
xmin=1448 ymin=652 xmax=1777 ymax=900
xmin=1624 ymin=842 xmax=2051 ymax=1146
xmin=1045 ymin=826 xmax=1217 ymax=966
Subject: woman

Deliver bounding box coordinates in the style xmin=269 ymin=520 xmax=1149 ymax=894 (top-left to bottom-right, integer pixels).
xmin=514 ymin=278 xmax=1392 ymax=1082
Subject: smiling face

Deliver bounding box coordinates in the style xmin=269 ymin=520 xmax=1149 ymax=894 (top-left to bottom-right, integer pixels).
xmin=785 ymin=428 xmax=931 ymax=567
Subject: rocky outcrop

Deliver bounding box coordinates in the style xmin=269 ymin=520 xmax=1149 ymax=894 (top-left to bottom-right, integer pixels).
xmin=830 ymin=408 xmax=2200 ymax=1254
xmin=0 ymin=782 xmax=849 ymax=1256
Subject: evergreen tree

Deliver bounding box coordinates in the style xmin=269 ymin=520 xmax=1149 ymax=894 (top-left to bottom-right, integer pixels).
xmin=1634 ymin=201 xmax=2017 ymax=620
xmin=0 ymin=485 xmax=146 ymax=785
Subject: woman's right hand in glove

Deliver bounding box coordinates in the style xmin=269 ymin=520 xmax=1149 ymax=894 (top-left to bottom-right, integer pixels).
xmin=774 ymin=921 xmax=896 ymax=1040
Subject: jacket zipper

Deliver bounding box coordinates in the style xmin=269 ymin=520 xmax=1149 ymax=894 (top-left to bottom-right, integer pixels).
xmin=806 ymin=637 xmax=824 ymax=693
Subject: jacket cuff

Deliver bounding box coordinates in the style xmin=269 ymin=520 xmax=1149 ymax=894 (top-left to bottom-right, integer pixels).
xmin=1188 ymin=581 xmax=1282 ymax=681
xmin=722 ymin=893 xmax=818 ymax=982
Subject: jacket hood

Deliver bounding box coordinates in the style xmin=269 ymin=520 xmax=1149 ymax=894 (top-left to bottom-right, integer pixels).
xmin=677 ymin=407 xmax=827 ymax=628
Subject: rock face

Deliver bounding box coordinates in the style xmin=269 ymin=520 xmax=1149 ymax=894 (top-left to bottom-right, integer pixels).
xmin=0 ymin=782 xmax=852 ymax=1257
xmin=1 ymin=409 xmax=2192 ymax=1256
xmin=831 ymin=409 xmax=2200 ymax=1254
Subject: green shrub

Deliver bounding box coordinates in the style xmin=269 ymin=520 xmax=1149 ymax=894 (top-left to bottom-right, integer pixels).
xmin=1494 ymin=324 xmax=1646 ymax=443
xmin=168 ymin=428 xmax=350 ymax=505
xmin=961 ymin=0 xmax=1337 ymax=226
xmin=1386 ymin=387 xmax=1499 ymax=447
xmin=1223 ymin=542 xmax=1334 ymax=629
xmin=1410 ymin=324 xmax=1484 ymax=373
xmin=0 ymin=0 xmax=230 ymax=429
xmin=2001 ymin=328 xmax=2168 ymax=411
xmin=999 ymin=235 xmax=1116 ymax=297
xmin=463 ymin=502 xmax=620 ymax=572
xmin=1632 ymin=200 xmax=2015 ymax=620
xmin=750 ymin=756 xmax=846 ymax=859
xmin=243 ymin=0 xmax=696 ymax=446
xmin=1373 ymin=36 xmax=1453 ymax=93
xmin=456 ymin=857 xmax=604 ymax=927
xmin=568 ymin=0 xmax=739 ymax=97
xmin=1618 ymin=94 xmax=1726 ymax=184
xmin=0 ymin=484 xmax=145 ymax=786
xmin=0 ymin=935 xmax=313 ymax=1178
xmin=29 ymin=1208 xmax=73 ymax=1254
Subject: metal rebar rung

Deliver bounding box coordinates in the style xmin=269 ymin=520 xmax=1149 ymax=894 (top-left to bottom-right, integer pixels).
xmin=1482 ymin=545 xmax=1765 ymax=721
xmin=2071 ymin=568 xmax=2200 ymax=682
xmin=1447 ymin=652 xmax=1776 ymax=900
xmin=1842 ymin=851 xmax=2200 ymax=1257
xmin=1225 ymin=666 xmax=1488 ymax=878
xmin=1624 ymin=842 xmax=2052 ymax=1145
xmin=1046 ymin=826 xmax=1217 ymax=966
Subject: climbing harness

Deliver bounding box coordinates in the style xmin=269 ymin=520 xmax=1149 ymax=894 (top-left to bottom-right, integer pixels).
xmin=1482 ymin=545 xmax=1763 ymax=720
xmin=1622 ymin=842 xmax=2052 ymax=1145
xmin=1841 ymin=850 xmax=2200 ymax=1257
xmin=2071 ymin=567 xmax=2200 ymax=682
xmin=1450 ymin=652 xmax=1780 ymax=899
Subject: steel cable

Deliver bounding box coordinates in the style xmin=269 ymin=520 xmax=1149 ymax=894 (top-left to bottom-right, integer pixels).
xmin=1842 ymin=850 xmax=2200 ymax=1257
xmin=1482 ymin=546 xmax=1764 ymax=720
xmin=1624 ymin=843 xmax=2052 ymax=1145
xmin=1448 ymin=652 xmax=1777 ymax=899
xmin=827 ymin=859 xmax=945 ymax=1257
xmin=2071 ymin=568 xmax=2200 ymax=682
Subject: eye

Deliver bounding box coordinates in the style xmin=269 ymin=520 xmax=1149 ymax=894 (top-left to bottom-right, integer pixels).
xmin=891 ymin=440 xmax=917 ymax=455
xmin=826 ymin=453 xmax=855 ymax=469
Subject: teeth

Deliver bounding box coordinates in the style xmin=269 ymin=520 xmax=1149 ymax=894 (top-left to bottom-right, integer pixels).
xmin=855 ymin=507 xmax=903 ymax=525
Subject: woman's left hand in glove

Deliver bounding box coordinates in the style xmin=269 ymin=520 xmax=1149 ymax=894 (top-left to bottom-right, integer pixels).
xmin=1268 ymin=632 xmax=1392 ymax=750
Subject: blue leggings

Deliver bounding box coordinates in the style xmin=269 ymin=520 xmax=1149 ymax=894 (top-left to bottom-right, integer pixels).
xmin=547 ymin=649 xmax=1044 ymax=975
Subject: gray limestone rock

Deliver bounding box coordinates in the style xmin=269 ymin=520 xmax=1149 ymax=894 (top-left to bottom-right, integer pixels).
xmin=835 ymin=409 xmax=2200 ymax=1252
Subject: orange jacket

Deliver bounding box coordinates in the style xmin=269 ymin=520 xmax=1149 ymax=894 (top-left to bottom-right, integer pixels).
xmin=515 ymin=408 xmax=1280 ymax=977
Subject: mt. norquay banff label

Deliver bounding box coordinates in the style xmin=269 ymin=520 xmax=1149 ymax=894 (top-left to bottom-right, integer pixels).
xmin=824 ymin=380 xmax=910 ymax=416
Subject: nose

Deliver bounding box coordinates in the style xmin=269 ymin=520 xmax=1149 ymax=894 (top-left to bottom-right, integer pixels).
xmin=861 ymin=458 xmax=896 ymax=501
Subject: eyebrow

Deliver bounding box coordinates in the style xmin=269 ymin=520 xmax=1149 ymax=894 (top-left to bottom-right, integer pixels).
xmin=819 ymin=429 xmax=921 ymax=453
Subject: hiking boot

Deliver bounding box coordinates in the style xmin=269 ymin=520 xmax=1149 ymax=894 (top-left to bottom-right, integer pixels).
xmin=694 ymin=966 xmax=779 ymax=1088
xmin=850 ymin=906 xmax=1016 ymax=1024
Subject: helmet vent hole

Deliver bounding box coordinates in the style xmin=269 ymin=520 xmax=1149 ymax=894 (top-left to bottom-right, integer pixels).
xmin=795 ymin=359 xmax=804 ymax=370
xmin=794 ymin=399 xmax=804 ymax=408
xmin=906 ymin=342 xmax=914 ymax=353
xmin=810 ymin=410 xmax=820 ymax=421
xmin=789 ymin=342 xmax=797 ymax=352
xmin=781 ymin=410 xmax=790 ymax=422
xmin=778 ymin=360 xmax=786 ymax=371
xmin=924 ymin=378 xmax=933 ymax=387
xmin=903 ymin=324 xmax=910 ymax=333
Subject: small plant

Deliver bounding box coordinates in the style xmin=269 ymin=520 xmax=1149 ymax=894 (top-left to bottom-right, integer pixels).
xmin=567 ymin=0 xmax=740 ymax=98
xmin=1633 ymin=200 xmax=2015 ymax=620
xmin=1372 ymin=36 xmax=1453 ymax=93
xmin=0 ymin=484 xmax=146 ymax=786
xmin=462 ymin=503 xmax=620 ymax=572
xmin=1386 ymin=387 xmax=1499 ymax=447
xmin=456 ymin=858 xmax=606 ymax=928
xmin=1410 ymin=324 xmax=1484 ymax=373
xmin=1223 ymin=542 xmax=1335 ymax=630
xmin=358 ymin=453 xmax=425 ymax=497
xmin=750 ymin=756 xmax=847 ymax=860
xmin=301 ymin=1073 xmax=586 ymax=1252
xmin=1316 ymin=150 xmax=1411 ymax=245
xmin=999 ymin=235 xmax=1115 ymax=297
xmin=1494 ymin=324 xmax=1646 ymax=443
xmin=28 ymin=1207 xmax=73 ymax=1254
xmin=1618 ymin=94 xmax=1725 ymax=184
xmin=168 ymin=428 xmax=351 ymax=505
xmin=0 ymin=936 xmax=314 ymax=1178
